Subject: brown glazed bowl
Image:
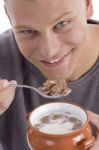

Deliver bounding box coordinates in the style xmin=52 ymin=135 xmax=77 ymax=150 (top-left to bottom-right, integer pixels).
xmin=27 ymin=102 xmax=95 ymax=150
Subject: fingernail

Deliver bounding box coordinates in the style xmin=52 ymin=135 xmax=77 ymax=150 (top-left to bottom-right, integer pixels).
xmin=3 ymin=80 xmax=9 ymax=88
xmin=10 ymin=80 xmax=17 ymax=85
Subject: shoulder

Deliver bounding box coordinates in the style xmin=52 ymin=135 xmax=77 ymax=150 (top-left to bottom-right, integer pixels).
xmin=0 ymin=29 xmax=19 ymax=60
xmin=0 ymin=29 xmax=24 ymax=80
xmin=0 ymin=29 xmax=14 ymax=44
xmin=0 ymin=29 xmax=40 ymax=82
xmin=0 ymin=29 xmax=25 ymax=62
xmin=0 ymin=29 xmax=17 ymax=53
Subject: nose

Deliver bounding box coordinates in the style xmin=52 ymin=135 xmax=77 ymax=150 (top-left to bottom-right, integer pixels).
xmin=41 ymin=31 xmax=61 ymax=58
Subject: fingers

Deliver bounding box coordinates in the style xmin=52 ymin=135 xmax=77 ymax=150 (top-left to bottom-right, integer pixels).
xmin=87 ymin=111 xmax=99 ymax=150
xmin=0 ymin=79 xmax=17 ymax=115
xmin=87 ymin=110 xmax=99 ymax=142
xmin=87 ymin=111 xmax=99 ymax=129
xmin=0 ymin=79 xmax=17 ymax=91
xmin=89 ymin=136 xmax=99 ymax=150
xmin=0 ymin=79 xmax=9 ymax=91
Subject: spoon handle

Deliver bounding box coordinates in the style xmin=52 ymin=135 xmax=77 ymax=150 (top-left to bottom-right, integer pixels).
xmin=9 ymin=83 xmax=38 ymax=92
xmin=9 ymin=83 xmax=71 ymax=99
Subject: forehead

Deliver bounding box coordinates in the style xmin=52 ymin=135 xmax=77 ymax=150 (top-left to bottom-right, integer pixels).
xmin=6 ymin=0 xmax=85 ymax=27
xmin=6 ymin=0 xmax=83 ymax=8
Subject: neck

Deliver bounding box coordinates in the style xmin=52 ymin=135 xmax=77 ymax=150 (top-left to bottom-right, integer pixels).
xmin=69 ymin=24 xmax=99 ymax=81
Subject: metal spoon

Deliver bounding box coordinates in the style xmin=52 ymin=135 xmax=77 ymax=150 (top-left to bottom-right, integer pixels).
xmin=9 ymin=83 xmax=71 ymax=99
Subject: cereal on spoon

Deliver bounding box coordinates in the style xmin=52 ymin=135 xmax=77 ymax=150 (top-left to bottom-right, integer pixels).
xmin=38 ymin=79 xmax=69 ymax=96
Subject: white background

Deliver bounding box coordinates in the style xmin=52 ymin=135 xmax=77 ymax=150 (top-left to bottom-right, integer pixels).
xmin=0 ymin=0 xmax=99 ymax=33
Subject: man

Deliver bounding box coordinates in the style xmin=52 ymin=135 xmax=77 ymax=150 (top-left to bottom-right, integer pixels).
xmin=0 ymin=0 xmax=99 ymax=149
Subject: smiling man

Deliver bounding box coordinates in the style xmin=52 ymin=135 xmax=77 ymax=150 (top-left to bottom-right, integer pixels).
xmin=4 ymin=0 xmax=97 ymax=80
xmin=0 ymin=0 xmax=99 ymax=149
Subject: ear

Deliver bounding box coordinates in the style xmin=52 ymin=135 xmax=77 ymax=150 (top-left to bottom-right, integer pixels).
xmin=85 ymin=0 xmax=94 ymax=19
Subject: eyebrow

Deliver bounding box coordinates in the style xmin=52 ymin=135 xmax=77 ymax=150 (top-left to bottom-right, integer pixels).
xmin=14 ymin=25 xmax=34 ymax=30
xmin=14 ymin=11 xmax=73 ymax=30
xmin=26 ymin=0 xmax=34 ymax=1
xmin=52 ymin=11 xmax=73 ymax=23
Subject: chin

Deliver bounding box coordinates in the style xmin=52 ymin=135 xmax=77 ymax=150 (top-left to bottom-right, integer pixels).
xmin=43 ymin=72 xmax=70 ymax=80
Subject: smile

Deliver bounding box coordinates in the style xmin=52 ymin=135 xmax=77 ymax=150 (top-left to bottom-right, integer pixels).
xmin=41 ymin=50 xmax=71 ymax=64
xmin=47 ymin=56 xmax=65 ymax=64
xmin=39 ymin=49 xmax=72 ymax=70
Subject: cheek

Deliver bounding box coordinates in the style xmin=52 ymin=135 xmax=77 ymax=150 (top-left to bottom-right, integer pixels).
xmin=71 ymin=29 xmax=86 ymax=45
xmin=62 ymin=26 xmax=87 ymax=47
xmin=17 ymin=41 xmax=29 ymax=57
xmin=15 ymin=37 xmax=37 ymax=58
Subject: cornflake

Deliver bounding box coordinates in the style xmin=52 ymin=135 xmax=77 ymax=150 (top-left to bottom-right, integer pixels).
xmin=38 ymin=79 xmax=69 ymax=96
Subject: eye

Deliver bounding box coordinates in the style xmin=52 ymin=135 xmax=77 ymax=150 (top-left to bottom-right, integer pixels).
xmin=54 ymin=20 xmax=71 ymax=32
xmin=18 ymin=29 xmax=39 ymax=38
xmin=56 ymin=21 xmax=68 ymax=28
xmin=21 ymin=30 xmax=33 ymax=34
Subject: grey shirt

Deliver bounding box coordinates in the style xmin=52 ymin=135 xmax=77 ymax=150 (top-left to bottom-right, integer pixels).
xmin=0 ymin=20 xmax=99 ymax=150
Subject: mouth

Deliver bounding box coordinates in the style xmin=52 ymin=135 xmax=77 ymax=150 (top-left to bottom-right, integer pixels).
xmin=44 ymin=56 xmax=65 ymax=64
xmin=40 ymin=49 xmax=72 ymax=69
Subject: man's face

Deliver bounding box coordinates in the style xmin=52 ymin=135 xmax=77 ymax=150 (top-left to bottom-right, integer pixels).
xmin=5 ymin=0 xmax=93 ymax=80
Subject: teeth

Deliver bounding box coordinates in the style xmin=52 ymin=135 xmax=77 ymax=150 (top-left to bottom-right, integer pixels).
xmin=45 ymin=50 xmax=71 ymax=64
xmin=48 ymin=57 xmax=62 ymax=63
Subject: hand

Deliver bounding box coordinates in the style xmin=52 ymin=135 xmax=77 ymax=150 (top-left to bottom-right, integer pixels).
xmin=0 ymin=79 xmax=17 ymax=115
xmin=87 ymin=111 xmax=99 ymax=150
